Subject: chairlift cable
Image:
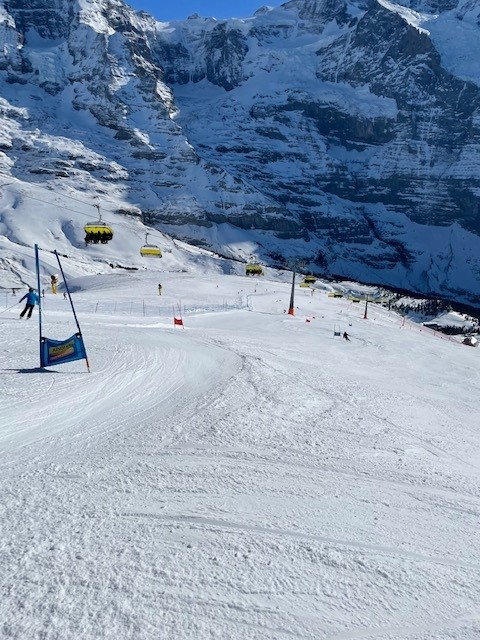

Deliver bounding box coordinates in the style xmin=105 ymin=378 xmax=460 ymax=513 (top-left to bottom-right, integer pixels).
xmin=0 ymin=174 xmax=170 ymax=245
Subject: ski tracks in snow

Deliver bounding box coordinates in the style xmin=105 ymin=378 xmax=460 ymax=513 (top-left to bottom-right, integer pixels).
xmin=2 ymin=305 xmax=480 ymax=639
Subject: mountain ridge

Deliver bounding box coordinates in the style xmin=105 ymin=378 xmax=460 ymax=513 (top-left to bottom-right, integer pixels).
xmin=1 ymin=0 xmax=480 ymax=305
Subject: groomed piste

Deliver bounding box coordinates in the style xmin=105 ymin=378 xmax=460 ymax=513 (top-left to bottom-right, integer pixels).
xmin=1 ymin=256 xmax=480 ymax=640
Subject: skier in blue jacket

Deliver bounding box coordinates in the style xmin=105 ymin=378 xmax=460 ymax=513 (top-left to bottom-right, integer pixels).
xmin=19 ymin=288 xmax=39 ymax=319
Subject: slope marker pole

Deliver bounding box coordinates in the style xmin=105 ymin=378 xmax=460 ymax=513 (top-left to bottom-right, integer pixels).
xmin=288 ymin=269 xmax=296 ymax=316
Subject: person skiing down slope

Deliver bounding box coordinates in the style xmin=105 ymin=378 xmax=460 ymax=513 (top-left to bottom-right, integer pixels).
xmin=343 ymin=331 xmax=350 ymax=341
xmin=19 ymin=288 xmax=39 ymax=319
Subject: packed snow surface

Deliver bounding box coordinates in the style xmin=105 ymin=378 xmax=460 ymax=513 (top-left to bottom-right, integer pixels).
xmin=1 ymin=252 xmax=480 ymax=639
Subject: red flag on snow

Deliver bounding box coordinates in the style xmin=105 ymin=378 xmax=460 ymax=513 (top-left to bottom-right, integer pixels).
xmin=174 ymin=317 xmax=184 ymax=326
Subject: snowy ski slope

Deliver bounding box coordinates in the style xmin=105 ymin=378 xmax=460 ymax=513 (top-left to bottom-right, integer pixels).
xmin=1 ymin=263 xmax=480 ymax=639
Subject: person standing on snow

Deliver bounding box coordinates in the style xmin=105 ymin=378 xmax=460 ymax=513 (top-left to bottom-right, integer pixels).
xmin=343 ymin=331 xmax=350 ymax=341
xmin=19 ymin=288 xmax=39 ymax=319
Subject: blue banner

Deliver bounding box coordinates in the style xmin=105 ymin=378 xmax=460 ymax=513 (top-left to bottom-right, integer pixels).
xmin=40 ymin=333 xmax=87 ymax=367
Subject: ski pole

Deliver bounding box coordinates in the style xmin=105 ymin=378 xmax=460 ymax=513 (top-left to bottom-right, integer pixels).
xmin=0 ymin=301 xmax=20 ymax=315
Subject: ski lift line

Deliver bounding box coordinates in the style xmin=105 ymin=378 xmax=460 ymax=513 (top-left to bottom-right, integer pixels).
xmin=0 ymin=180 xmax=107 ymax=219
xmin=0 ymin=178 xmax=168 ymax=244
xmin=0 ymin=173 xmax=249 ymax=250
xmin=0 ymin=174 xmax=131 ymax=227
xmin=0 ymin=173 xmax=103 ymax=212
xmin=0 ymin=180 xmax=164 ymax=243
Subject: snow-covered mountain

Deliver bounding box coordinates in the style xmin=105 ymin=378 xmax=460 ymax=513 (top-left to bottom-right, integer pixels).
xmin=1 ymin=0 xmax=480 ymax=306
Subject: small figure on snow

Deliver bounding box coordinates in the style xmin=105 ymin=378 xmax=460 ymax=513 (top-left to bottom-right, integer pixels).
xmin=343 ymin=331 xmax=350 ymax=341
xmin=158 ymin=283 xmax=162 ymax=296
xmin=19 ymin=288 xmax=39 ymax=319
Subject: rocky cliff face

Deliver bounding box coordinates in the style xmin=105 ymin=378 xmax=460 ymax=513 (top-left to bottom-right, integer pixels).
xmin=1 ymin=0 xmax=480 ymax=305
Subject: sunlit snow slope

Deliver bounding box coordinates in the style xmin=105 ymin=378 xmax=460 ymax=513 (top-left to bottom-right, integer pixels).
xmin=1 ymin=259 xmax=480 ymax=639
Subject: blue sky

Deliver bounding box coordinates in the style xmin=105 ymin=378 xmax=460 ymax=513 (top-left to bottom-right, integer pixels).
xmin=127 ymin=1 xmax=281 ymax=21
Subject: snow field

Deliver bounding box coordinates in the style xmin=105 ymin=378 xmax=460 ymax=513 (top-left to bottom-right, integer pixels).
xmin=1 ymin=269 xmax=480 ymax=639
